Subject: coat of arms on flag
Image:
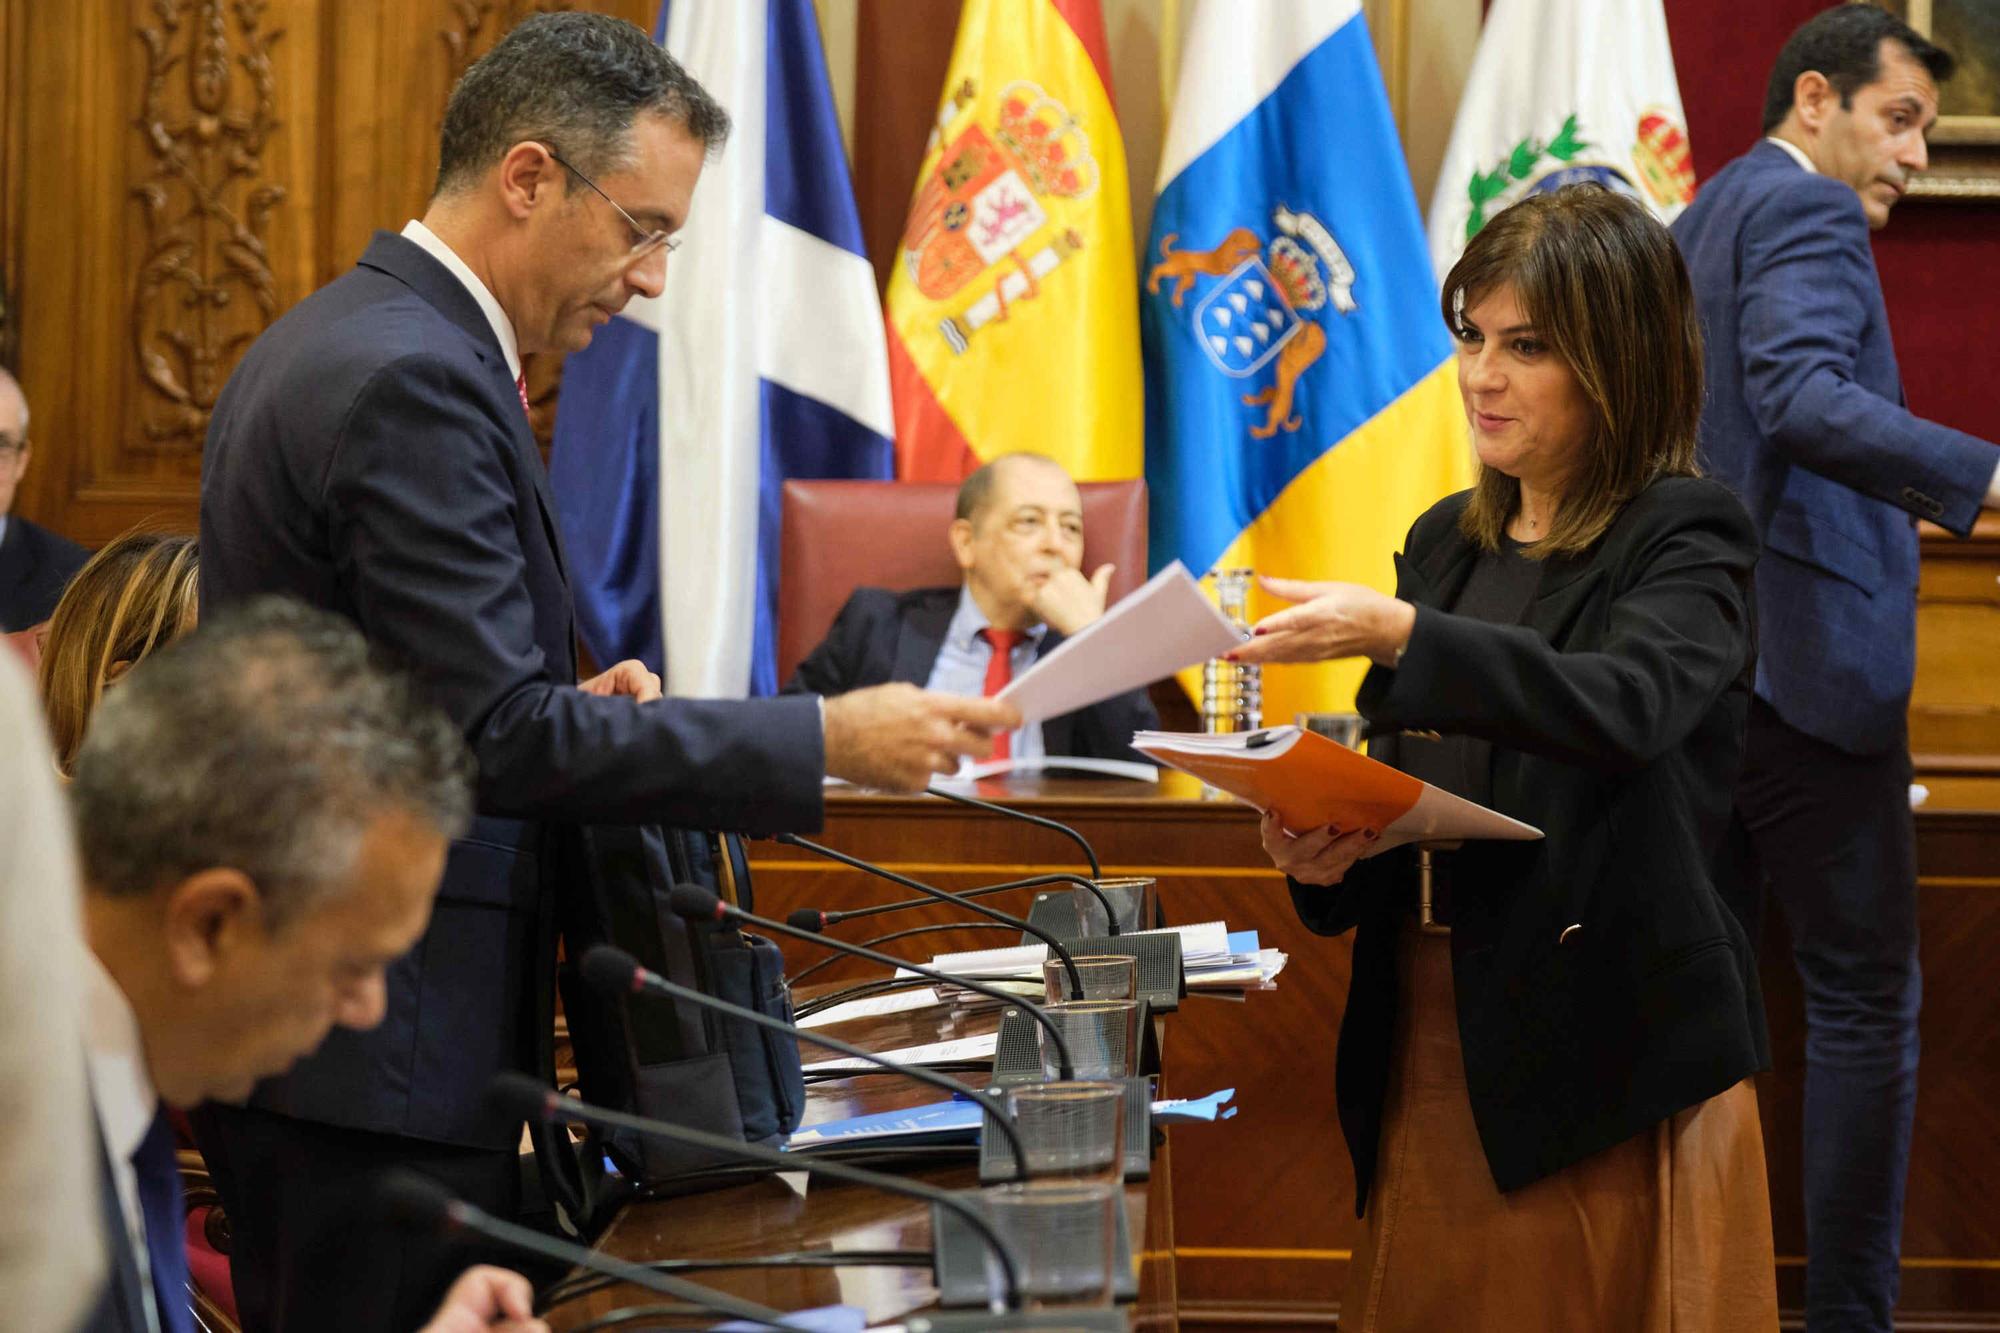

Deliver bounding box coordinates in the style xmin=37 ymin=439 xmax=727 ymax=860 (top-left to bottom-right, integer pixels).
xmin=901 ymin=80 xmax=1100 ymax=356
xmin=1146 ymin=204 xmax=1355 ymax=439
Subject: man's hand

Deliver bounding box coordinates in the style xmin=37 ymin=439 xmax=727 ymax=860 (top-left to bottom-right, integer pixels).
xmin=579 ymin=659 xmax=662 ymax=703
xmin=1028 ymin=563 xmax=1116 ymax=637
xmin=1227 ymin=576 xmax=1415 ymax=670
xmin=822 ymin=684 xmax=1021 ymax=791
xmin=1260 ymin=809 xmax=1376 ymax=886
xmin=416 ymin=1265 xmax=548 ymax=1333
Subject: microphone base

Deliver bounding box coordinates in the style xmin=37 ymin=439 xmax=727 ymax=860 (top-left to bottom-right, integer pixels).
xmin=978 ymin=1073 xmax=1154 ymax=1184
xmin=930 ymin=1192 xmax=1139 ymax=1306
xmin=903 ymin=1310 xmax=1128 ymax=1331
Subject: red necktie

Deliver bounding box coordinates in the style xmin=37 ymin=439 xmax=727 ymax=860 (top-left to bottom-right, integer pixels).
xmin=978 ymin=627 xmax=1026 ymax=759
xmin=516 ymin=372 xmax=531 ymax=416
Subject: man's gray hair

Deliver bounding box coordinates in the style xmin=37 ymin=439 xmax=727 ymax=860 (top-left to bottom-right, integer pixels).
xmin=435 ymin=11 xmax=730 ymax=196
xmin=954 ymin=451 xmax=1069 ymax=523
xmin=70 ymin=598 xmax=474 ymax=928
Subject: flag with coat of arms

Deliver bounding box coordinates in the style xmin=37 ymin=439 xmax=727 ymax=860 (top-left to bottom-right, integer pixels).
xmin=550 ymin=0 xmax=894 ymax=699
xmin=885 ymin=0 xmax=1142 ymax=484
xmin=1142 ymin=0 xmax=1474 ymax=724
xmin=1427 ymin=0 xmax=1696 ymax=281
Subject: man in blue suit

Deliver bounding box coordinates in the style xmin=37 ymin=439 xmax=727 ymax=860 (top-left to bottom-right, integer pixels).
xmin=1673 ymin=7 xmax=2000 ymax=1328
xmin=195 ymin=14 xmax=1013 ymax=1331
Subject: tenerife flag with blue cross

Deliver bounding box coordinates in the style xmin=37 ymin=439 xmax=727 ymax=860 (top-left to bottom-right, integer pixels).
xmin=1142 ymin=0 xmax=1473 ymax=722
xmin=551 ymin=0 xmax=894 ymax=699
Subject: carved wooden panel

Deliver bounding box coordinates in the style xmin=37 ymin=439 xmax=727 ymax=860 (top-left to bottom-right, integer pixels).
xmin=1913 ymin=513 xmax=2000 ymax=772
xmin=0 ymin=0 xmax=648 ymax=543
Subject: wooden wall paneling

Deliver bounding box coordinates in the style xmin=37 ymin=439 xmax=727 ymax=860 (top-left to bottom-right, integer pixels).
xmin=9 ymin=0 xmax=327 ymax=543
xmin=1913 ymin=514 xmax=2000 ymax=770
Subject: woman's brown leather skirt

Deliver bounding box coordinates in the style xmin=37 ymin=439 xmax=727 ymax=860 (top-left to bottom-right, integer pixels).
xmin=1341 ymin=920 xmax=1779 ymax=1331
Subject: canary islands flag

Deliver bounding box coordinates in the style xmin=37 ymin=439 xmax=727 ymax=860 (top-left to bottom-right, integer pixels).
xmin=1142 ymin=0 xmax=1473 ymax=722
xmin=551 ymin=0 xmax=893 ymax=698
xmin=885 ymin=0 xmax=1142 ymax=483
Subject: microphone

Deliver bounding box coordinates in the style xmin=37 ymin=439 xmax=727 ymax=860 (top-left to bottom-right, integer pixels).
xmin=772 ymin=832 xmax=1086 ymax=999
xmin=376 ymin=1169 xmax=803 ymax=1330
xmin=926 ymin=784 xmax=1102 ymax=878
xmin=578 ymin=941 xmax=1035 ymax=1174
xmin=793 ymin=871 xmax=1118 ymax=935
xmin=489 ymin=1071 xmax=1025 ymax=1315
xmin=666 ymin=885 xmax=1075 ymax=1081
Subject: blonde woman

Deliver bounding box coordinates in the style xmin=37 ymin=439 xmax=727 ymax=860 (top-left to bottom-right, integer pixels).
xmin=38 ymin=531 xmax=197 ymax=773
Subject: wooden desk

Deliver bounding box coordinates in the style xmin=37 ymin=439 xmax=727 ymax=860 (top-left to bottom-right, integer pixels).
xmin=545 ymin=991 xmax=1177 ymax=1330
xmin=748 ymin=774 xmax=2000 ymax=1330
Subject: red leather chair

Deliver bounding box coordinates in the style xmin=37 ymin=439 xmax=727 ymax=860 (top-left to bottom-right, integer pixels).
xmin=775 ymin=479 xmax=1149 ymax=688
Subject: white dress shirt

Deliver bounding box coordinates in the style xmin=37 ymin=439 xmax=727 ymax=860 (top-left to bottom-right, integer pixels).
xmin=399 ymin=219 xmax=523 ymax=384
xmin=84 ymin=948 xmax=163 ymax=1332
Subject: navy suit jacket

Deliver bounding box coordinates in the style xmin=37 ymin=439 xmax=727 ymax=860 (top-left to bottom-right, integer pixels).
xmin=200 ymin=232 xmax=826 ymax=1150
xmin=0 ymin=514 xmax=89 ymax=632
xmin=784 ymin=586 xmax=1159 ymax=766
xmin=1672 ymin=141 xmax=1997 ymax=754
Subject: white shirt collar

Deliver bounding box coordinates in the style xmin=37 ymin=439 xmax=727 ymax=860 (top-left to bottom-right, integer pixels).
xmin=83 ymin=949 xmax=158 ymax=1165
xmin=1764 ymin=136 xmax=1817 ymax=175
xmin=399 ymin=219 xmax=522 ymax=383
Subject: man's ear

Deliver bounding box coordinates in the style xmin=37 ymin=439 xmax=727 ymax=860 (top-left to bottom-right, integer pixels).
xmin=160 ymin=868 xmax=265 ymax=990
xmin=948 ymin=517 xmax=977 ymax=573
xmin=1793 ymin=70 xmax=1835 ymax=132
xmin=497 ymin=141 xmax=560 ymax=220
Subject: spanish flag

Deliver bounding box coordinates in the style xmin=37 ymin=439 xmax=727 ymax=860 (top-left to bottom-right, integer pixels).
xmin=885 ymin=0 xmax=1142 ymax=483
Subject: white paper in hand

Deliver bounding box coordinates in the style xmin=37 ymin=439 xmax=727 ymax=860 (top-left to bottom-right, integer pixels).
xmin=996 ymin=561 xmax=1242 ymax=722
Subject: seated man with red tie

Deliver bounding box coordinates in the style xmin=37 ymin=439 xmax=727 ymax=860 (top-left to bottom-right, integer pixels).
xmin=786 ymin=451 xmax=1158 ymax=770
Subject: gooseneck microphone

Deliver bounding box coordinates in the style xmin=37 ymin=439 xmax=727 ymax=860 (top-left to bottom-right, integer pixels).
xmin=488 ymin=1071 xmax=1024 ymax=1315
xmin=797 ymin=871 xmax=1118 ymax=935
xmin=579 ymin=941 xmax=1035 ymax=1175
xmin=664 ymin=885 xmax=1075 ymax=1081
xmin=772 ymin=832 xmax=1086 ymax=999
xmin=377 ymin=1169 xmax=803 ymax=1330
xmin=926 ymin=784 xmax=1103 ymax=878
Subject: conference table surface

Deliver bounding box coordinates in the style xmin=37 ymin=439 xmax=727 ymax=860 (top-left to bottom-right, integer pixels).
xmin=541 ymin=987 xmax=1173 ymax=1331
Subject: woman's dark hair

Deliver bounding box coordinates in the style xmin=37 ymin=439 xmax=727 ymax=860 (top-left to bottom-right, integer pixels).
xmin=1761 ymin=4 xmax=1954 ymax=135
xmin=1440 ymin=185 xmax=1704 ymax=559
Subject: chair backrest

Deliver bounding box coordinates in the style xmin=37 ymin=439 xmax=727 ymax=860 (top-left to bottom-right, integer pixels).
xmin=776 ymin=479 xmax=1148 ymax=688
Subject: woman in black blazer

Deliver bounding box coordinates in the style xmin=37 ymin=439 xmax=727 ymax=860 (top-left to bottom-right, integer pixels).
xmin=1233 ymin=186 xmax=1777 ymax=1330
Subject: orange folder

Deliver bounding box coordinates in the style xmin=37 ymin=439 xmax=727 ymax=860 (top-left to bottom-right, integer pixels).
xmin=1132 ymin=726 xmax=1541 ymax=854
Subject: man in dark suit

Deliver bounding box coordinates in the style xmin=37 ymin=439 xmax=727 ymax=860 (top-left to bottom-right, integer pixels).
xmin=787 ymin=452 xmax=1159 ymax=767
xmin=0 ymin=367 xmax=90 ymax=632
xmin=1672 ymin=7 xmax=2000 ymax=1327
xmin=194 ymin=14 xmax=1014 ymax=1331
xmin=71 ymin=600 xmax=544 ymax=1333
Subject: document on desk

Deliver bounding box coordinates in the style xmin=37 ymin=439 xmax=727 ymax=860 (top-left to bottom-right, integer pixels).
xmin=995 ymin=560 xmax=1243 ymax=722
xmin=1133 ymin=725 xmax=1542 ymax=854
xmin=800 ymin=1032 xmax=998 ymax=1073
xmin=920 ymin=920 xmax=1233 ymax=980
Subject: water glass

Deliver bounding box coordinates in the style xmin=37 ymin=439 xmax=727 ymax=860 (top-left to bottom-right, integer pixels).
xmin=1005 ymin=1081 xmax=1126 ymax=1184
xmin=1037 ymin=999 xmax=1140 ymax=1080
xmin=980 ymin=1179 xmax=1121 ymax=1309
xmin=1042 ymin=953 xmax=1138 ymax=1004
xmin=1297 ymin=710 xmax=1365 ymax=749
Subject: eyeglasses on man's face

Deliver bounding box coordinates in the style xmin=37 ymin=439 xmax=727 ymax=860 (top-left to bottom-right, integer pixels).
xmin=537 ymin=142 xmax=681 ymax=263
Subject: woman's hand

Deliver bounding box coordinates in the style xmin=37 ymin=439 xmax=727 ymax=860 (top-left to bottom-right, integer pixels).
xmin=1260 ymin=809 xmax=1378 ymax=886
xmin=1227 ymin=577 xmax=1414 ymax=669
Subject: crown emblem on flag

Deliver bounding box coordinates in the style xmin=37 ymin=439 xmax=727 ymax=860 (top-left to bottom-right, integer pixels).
xmin=1631 ymin=109 xmax=1695 ymax=209
xmin=995 ymin=82 xmax=1098 ymax=199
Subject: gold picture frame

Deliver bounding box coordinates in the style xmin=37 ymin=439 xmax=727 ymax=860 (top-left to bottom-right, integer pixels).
xmin=1887 ymin=0 xmax=2000 ymax=198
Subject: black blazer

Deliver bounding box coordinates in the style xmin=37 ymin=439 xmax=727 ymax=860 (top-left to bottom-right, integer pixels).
xmin=199 ymin=232 xmax=826 ymax=1150
xmin=76 ymin=1125 xmax=150 ymax=1333
xmin=0 ymin=513 xmax=88 ymax=632
xmin=784 ymin=585 xmax=1159 ymax=765
xmin=1292 ymin=477 xmax=1768 ymax=1206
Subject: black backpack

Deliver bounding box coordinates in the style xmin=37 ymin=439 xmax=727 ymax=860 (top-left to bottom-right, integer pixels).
xmin=548 ymin=823 xmax=806 ymax=1213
